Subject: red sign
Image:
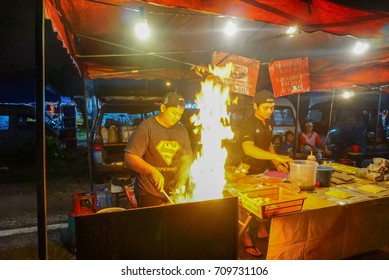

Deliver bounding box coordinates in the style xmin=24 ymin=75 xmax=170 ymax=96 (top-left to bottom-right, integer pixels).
xmin=213 ymin=51 xmax=260 ymax=97
xmin=268 ymin=57 xmax=310 ymax=97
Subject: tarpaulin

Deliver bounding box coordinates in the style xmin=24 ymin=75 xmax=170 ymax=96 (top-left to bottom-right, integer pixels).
xmin=44 ymin=0 xmax=389 ymax=92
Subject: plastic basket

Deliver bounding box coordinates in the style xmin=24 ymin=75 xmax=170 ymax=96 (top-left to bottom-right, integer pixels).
xmin=239 ymin=187 xmax=306 ymax=219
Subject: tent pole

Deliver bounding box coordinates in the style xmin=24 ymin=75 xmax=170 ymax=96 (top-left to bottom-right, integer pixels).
xmin=327 ymin=89 xmax=335 ymax=146
xmin=373 ymin=91 xmax=383 ymax=157
xmin=83 ymin=78 xmax=94 ymax=192
xmin=291 ymin=93 xmax=301 ymax=158
xmin=36 ymin=0 xmax=48 ymax=259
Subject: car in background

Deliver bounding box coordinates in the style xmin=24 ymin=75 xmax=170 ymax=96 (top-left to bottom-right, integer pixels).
xmin=306 ymin=92 xmax=389 ymax=159
xmin=0 ymin=103 xmax=57 ymax=156
xmin=89 ymin=96 xmax=161 ymax=183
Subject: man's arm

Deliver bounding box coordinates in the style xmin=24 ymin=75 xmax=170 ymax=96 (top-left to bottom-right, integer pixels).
xmin=242 ymin=141 xmax=293 ymax=164
xmin=124 ymin=152 xmax=164 ymax=191
xmin=315 ymin=133 xmax=331 ymax=156
xmin=177 ymin=154 xmax=193 ymax=188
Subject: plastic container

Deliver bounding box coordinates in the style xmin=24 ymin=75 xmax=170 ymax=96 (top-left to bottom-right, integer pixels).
xmin=96 ymin=186 xmax=107 ymax=209
xmin=100 ymin=126 xmax=108 ymax=143
xmin=316 ymin=166 xmax=335 ymax=187
xmin=108 ymin=125 xmax=119 ymax=143
xmin=289 ymin=160 xmax=318 ymax=191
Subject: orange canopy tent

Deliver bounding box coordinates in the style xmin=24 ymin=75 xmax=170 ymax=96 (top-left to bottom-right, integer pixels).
xmin=44 ymin=0 xmax=389 ymax=92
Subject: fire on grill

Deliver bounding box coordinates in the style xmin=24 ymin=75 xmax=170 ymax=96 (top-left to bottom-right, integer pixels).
xmin=173 ymin=63 xmax=235 ymax=203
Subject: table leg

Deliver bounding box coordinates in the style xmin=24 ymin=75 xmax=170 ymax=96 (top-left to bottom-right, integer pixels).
xmin=238 ymin=212 xmax=254 ymax=240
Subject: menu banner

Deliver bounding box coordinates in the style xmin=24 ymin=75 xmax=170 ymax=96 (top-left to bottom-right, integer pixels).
xmin=268 ymin=57 xmax=310 ymax=97
xmin=213 ymin=51 xmax=260 ymax=97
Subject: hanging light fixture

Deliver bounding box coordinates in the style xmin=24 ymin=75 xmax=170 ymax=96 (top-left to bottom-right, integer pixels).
xmin=342 ymin=90 xmax=353 ymax=99
xmin=286 ymin=26 xmax=298 ymax=37
xmin=353 ymin=41 xmax=370 ymax=54
xmin=134 ymin=7 xmax=150 ymax=40
xmin=224 ymin=20 xmax=237 ymax=36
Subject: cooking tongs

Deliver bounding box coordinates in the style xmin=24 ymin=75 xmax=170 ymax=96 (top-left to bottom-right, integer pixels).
xmin=162 ymin=190 xmax=175 ymax=204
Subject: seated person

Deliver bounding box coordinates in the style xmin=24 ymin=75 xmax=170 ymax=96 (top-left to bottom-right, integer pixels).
xmin=272 ymin=134 xmax=283 ymax=154
xmin=299 ymin=121 xmax=331 ymax=159
xmin=280 ymin=130 xmax=295 ymax=157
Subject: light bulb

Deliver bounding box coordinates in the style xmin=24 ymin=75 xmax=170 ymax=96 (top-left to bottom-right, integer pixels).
xmin=353 ymin=41 xmax=369 ymax=54
xmin=224 ymin=21 xmax=237 ymax=36
xmin=135 ymin=20 xmax=150 ymax=40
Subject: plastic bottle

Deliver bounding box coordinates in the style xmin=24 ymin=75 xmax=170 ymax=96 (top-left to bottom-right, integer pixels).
xmin=105 ymin=187 xmax=113 ymax=208
xmin=108 ymin=125 xmax=118 ymax=143
xmin=100 ymin=126 xmax=108 ymax=143
xmin=96 ymin=186 xmax=107 ymax=209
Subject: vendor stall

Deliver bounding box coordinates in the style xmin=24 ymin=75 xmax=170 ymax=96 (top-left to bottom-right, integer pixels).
xmin=232 ymin=162 xmax=389 ymax=260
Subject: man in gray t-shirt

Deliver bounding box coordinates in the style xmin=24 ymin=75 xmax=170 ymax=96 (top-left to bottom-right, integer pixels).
xmin=124 ymin=92 xmax=192 ymax=207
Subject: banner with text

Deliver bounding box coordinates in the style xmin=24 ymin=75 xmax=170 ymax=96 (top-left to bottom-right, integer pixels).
xmin=213 ymin=52 xmax=260 ymax=97
xmin=268 ymin=57 xmax=310 ymax=97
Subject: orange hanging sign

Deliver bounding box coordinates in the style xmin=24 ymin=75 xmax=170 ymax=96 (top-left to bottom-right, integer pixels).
xmin=268 ymin=57 xmax=310 ymax=97
xmin=213 ymin=51 xmax=260 ymax=97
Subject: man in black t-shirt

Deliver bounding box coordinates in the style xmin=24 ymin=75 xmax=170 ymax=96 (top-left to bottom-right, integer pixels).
xmin=239 ymin=90 xmax=292 ymax=174
xmin=239 ymin=90 xmax=293 ymax=257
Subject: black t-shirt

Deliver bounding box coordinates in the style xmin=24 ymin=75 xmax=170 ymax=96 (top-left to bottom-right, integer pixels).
xmin=124 ymin=117 xmax=192 ymax=198
xmin=239 ymin=115 xmax=273 ymax=174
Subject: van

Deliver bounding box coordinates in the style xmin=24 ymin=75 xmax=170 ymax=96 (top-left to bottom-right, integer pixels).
xmin=89 ymin=97 xmax=161 ymax=183
xmin=0 ymin=103 xmax=57 ymax=156
xmin=0 ymin=104 xmax=37 ymax=155
xmin=306 ymin=92 xmax=389 ymax=159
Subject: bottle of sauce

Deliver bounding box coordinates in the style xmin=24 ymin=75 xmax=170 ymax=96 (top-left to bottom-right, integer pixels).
xmin=307 ymin=151 xmax=316 ymax=161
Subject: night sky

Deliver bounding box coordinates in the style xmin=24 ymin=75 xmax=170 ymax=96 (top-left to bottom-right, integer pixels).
xmin=0 ymin=0 xmax=83 ymax=103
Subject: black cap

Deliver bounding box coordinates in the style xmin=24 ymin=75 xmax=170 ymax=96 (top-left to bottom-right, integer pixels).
xmin=253 ymin=90 xmax=274 ymax=105
xmin=162 ymin=92 xmax=185 ymax=109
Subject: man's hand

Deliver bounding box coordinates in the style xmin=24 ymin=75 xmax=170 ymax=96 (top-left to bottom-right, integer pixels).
xmin=324 ymin=147 xmax=332 ymax=157
xmin=275 ymin=154 xmax=294 ymax=164
xmin=274 ymin=154 xmax=293 ymax=172
xmin=276 ymin=163 xmax=289 ymax=173
xmin=149 ymin=168 xmax=164 ymax=192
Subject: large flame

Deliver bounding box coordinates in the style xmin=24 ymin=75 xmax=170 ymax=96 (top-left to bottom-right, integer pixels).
xmin=178 ymin=63 xmax=235 ymax=202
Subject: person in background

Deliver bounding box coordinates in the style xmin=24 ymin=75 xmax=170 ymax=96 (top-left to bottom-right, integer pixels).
xmin=124 ymin=92 xmax=193 ymax=207
xmin=280 ymin=130 xmax=295 ymax=157
xmin=272 ymin=134 xmax=283 ymax=154
xmin=299 ymin=121 xmax=331 ymax=159
xmin=239 ymin=90 xmax=294 ymax=257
